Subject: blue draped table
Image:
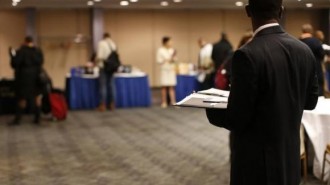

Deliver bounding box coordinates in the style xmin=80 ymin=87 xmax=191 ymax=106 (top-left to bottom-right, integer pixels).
xmin=66 ymin=74 xmax=151 ymax=110
xmin=66 ymin=77 xmax=99 ymax=110
xmin=115 ymin=75 xmax=151 ymax=108
xmin=175 ymin=75 xmax=200 ymax=102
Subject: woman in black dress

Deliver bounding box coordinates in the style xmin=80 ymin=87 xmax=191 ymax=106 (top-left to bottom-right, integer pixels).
xmin=10 ymin=36 xmax=44 ymax=125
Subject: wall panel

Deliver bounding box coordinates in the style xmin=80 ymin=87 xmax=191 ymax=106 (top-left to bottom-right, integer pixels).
xmin=0 ymin=8 xmax=324 ymax=88
xmin=37 ymin=9 xmax=90 ymax=89
xmin=0 ymin=10 xmax=26 ymax=78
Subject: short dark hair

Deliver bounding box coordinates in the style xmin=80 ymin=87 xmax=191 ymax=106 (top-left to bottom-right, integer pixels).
xmin=25 ymin=36 xmax=33 ymax=43
xmin=248 ymin=0 xmax=283 ymax=20
xmin=162 ymin=36 xmax=171 ymax=45
xmin=103 ymin=33 xmax=111 ymax=38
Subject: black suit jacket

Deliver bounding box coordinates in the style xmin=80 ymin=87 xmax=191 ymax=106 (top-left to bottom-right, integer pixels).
xmin=206 ymin=26 xmax=318 ymax=185
xmin=211 ymin=39 xmax=233 ymax=70
xmin=300 ymin=37 xmax=325 ymax=95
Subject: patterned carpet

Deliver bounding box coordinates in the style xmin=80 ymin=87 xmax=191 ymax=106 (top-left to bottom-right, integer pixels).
xmin=0 ymin=107 xmax=324 ymax=185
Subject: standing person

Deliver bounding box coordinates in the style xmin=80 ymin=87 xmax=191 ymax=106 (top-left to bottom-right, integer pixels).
xmin=315 ymin=30 xmax=330 ymax=93
xmin=227 ymin=31 xmax=253 ymax=161
xmin=96 ymin=33 xmax=117 ymax=112
xmin=315 ymin=30 xmax=330 ymax=51
xmin=10 ymin=36 xmax=44 ymax=125
xmin=205 ymin=0 xmax=319 ymax=184
xmin=225 ymin=31 xmax=253 ymax=82
xmin=211 ymin=32 xmax=233 ymax=71
xmin=157 ymin=36 xmax=177 ymax=108
xmin=197 ymin=38 xmax=214 ymax=90
xmin=300 ymin=24 xmax=325 ymax=96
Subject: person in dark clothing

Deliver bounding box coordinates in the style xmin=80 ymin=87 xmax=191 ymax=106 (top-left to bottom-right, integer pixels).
xmin=205 ymin=0 xmax=319 ymax=184
xmin=300 ymin=24 xmax=325 ymax=96
xmin=10 ymin=36 xmax=44 ymax=125
xmin=227 ymin=31 xmax=253 ymax=162
xmin=211 ymin=33 xmax=233 ymax=71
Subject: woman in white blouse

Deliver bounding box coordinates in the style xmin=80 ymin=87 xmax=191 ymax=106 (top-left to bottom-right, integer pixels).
xmin=157 ymin=37 xmax=177 ymax=108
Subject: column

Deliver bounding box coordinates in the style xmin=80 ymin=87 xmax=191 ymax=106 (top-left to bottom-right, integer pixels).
xmin=90 ymin=8 xmax=104 ymax=52
xmin=26 ymin=8 xmax=37 ymax=43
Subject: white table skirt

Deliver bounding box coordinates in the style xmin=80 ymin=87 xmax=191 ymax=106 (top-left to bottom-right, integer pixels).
xmin=302 ymin=97 xmax=330 ymax=180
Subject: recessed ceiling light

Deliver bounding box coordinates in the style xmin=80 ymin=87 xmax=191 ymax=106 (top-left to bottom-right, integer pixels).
xmin=235 ymin=1 xmax=244 ymax=6
xmin=87 ymin=1 xmax=94 ymax=6
xmin=12 ymin=0 xmax=21 ymax=2
xmin=12 ymin=2 xmax=18 ymax=6
xmin=120 ymin=1 xmax=129 ymax=6
xmin=298 ymin=0 xmax=301 ymax=1
xmin=161 ymin=1 xmax=169 ymax=6
xmin=130 ymin=0 xmax=138 ymax=2
xmin=306 ymin=3 xmax=313 ymax=7
xmin=173 ymin=0 xmax=182 ymax=3
xmin=94 ymin=0 xmax=101 ymax=2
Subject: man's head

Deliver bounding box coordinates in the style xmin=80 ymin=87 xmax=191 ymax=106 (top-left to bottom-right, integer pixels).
xmin=302 ymin=24 xmax=313 ymax=34
xmin=103 ymin=33 xmax=111 ymax=39
xmin=315 ymin=30 xmax=324 ymax=42
xmin=246 ymin=0 xmax=283 ymax=22
xmin=221 ymin=32 xmax=228 ymax=41
xmin=198 ymin=38 xmax=206 ymax=48
xmin=24 ymin=36 xmax=34 ymax=46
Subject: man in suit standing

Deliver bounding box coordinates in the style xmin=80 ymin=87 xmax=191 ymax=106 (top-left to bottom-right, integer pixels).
xmin=205 ymin=0 xmax=319 ymax=184
xmin=300 ymin=24 xmax=325 ymax=96
xmin=211 ymin=33 xmax=233 ymax=71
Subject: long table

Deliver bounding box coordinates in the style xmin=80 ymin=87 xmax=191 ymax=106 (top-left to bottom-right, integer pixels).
xmin=302 ymin=97 xmax=330 ymax=181
xmin=66 ymin=73 xmax=151 ymax=110
xmin=175 ymin=74 xmax=200 ymax=102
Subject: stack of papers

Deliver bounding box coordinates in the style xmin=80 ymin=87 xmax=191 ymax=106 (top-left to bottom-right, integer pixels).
xmin=175 ymin=88 xmax=229 ymax=109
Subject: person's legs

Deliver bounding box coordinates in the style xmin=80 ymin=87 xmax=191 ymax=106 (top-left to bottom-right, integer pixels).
xmin=107 ymin=74 xmax=115 ymax=110
xmin=161 ymin=86 xmax=168 ymax=108
xmin=33 ymin=95 xmax=42 ymax=124
xmin=98 ymin=69 xmax=107 ymax=111
xmin=169 ymin=86 xmax=176 ymax=105
xmin=9 ymin=98 xmax=26 ymax=125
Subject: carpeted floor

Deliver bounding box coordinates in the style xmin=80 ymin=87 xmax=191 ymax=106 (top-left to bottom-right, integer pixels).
xmin=0 ymin=107 xmax=324 ymax=185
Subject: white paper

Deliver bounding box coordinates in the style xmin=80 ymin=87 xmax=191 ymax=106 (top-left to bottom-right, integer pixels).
xmin=197 ymin=88 xmax=230 ymax=97
xmin=175 ymin=93 xmax=228 ymax=109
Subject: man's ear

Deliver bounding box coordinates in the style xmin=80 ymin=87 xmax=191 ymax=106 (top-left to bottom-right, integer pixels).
xmin=279 ymin=6 xmax=284 ymax=19
xmin=245 ymin=5 xmax=252 ymax=18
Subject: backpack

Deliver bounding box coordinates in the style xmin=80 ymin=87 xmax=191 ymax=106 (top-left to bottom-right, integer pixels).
xmin=103 ymin=42 xmax=121 ymax=75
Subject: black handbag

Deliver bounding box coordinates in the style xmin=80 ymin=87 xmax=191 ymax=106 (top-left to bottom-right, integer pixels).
xmin=103 ymin=43 xmax=121 ymax=75
xmin=38 ymin=68 xmax=51 ymax=93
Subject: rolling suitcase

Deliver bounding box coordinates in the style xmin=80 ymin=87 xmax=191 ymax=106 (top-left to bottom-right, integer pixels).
xmin=49 ymin=89 xmax=68 ymax=121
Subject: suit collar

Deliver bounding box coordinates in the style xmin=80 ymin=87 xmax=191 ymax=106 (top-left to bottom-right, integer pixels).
xmin=254 ymin=25 xmax=285 ymax=38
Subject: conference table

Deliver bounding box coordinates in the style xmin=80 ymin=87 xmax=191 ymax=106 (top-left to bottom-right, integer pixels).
xmin=175 ymin=74 xmax=200 ymax=102
xmin=66 ymin=73 xmax=151 ymax=110
xmin=302 ymin=97 xmax=330 ymax=181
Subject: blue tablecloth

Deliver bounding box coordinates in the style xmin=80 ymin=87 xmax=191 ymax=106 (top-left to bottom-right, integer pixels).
xmin=66 ymin=77 xmax=99 ymax=110
xmin=175 ymin=75 xmax=200 ymax=102
xmin=66 ymin=75 xmax=151 ymax=110
xmin=115 ymin=76 xmax=151 ymax=108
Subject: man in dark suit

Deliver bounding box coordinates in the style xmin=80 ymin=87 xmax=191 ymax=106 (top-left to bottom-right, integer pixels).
xmin=205 ymin=0 xmax=319 ymax=184
xmin=211 ymin=33 xmax=233 ymax=71
xmin=300 ymin=24 xmax=325 ymax=96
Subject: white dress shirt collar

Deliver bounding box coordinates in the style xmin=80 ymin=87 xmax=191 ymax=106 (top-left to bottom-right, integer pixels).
xmin=253 ymin=23 xmax=280 ymax=37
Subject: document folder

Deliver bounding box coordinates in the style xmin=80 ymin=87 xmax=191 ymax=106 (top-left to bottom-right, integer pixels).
xmin=175 ymin=88 xmax=229 ymax=109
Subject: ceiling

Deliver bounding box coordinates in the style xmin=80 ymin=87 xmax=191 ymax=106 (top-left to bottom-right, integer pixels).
xmin=0 ymin=0 xmax=329 ymax=9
